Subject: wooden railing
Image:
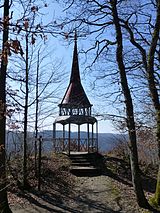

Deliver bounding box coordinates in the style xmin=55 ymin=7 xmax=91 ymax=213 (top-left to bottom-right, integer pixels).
xmin=53 ymin=138 xmax=98 ymax=153
xmin=27 ymin=137 xmax=98 ymax=153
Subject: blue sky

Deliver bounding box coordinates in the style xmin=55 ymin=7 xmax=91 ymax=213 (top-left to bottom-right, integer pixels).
xmin=0 ymin=1 xmax=119 ymax=133
xmin=48 ymin=2 xmax=118 ymax=133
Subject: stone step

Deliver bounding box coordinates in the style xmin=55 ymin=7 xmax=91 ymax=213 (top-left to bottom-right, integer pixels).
xmin=70 ymin=156 xmax=93 ymax=165
xmin=68 ymin=152 xmax=103 ymax=176
xmin=71 ymin=162 xmax=92 ymax=167
xmin=69 ymin=154 xmax=96 ymax=160
xmin=70 ymin=166 xmax=101 ymax=176
xmin=70 ymin=158 xmax=91 ymax=162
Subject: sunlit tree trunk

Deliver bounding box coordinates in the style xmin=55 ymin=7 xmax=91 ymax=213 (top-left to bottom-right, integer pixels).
xmin=0 ymin=0 xmax=12 ymax=212
xmin=34 ymin=49 xmax=40 ymax=174
xmin=23 ymin=32 xmax=29 ymax=189
xmin=123 ymin=0 xmax=160 ymax=205
xmin=147 ymin=0 xmax=160 ymax=205
xmin=110 ymin=0 xmax=151 ymax=209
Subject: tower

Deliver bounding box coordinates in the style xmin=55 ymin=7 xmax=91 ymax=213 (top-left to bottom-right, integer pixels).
xmin=53 ymin=33 xmax=98 ymax=155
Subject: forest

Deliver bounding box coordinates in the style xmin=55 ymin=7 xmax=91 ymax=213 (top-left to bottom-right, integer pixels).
xmin=0 ymin=0 xmax=160 ymax=212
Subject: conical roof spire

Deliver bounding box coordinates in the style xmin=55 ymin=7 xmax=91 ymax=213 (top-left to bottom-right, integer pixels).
xmin=59 ymin=31 xmax=92 ymax=108
xmin=70 ymin=31 xmax=80 ymax=83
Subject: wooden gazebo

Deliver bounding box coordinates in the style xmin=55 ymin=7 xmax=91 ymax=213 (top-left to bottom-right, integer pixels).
xmin=53 ymin=33 xmax=98 ymax=155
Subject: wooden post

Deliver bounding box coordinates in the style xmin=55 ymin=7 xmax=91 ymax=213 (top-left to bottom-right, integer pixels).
xmin=87 ymin=123 xmax=90 ymax=153
xmin=53 ymin=123 xmax=56 ymax=138
xmin=78 ymin=125 xmax=80 ymax=152
xmin=38 ymin=136 xmax=42 ymax=191
xmin=53 ymin=123 xmax=56 ymax=151
xmin=92 ymin=124 xmax=94 ymax=152
xmin=63 ymin=125 xmax=65 ymax=151
xmin=96 ymin=121 xmax=98 ymax=153
xmin=35 ymin=136 xmax=37 ymax=175
xmin=68 ymin=123 xmax=71 ymax=155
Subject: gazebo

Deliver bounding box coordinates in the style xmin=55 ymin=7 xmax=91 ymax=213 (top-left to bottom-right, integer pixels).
xmin=53 ymin=33 xmax=98 ymax=155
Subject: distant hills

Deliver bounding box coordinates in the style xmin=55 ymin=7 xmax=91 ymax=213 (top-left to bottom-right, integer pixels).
xmin=6 ymin=130 xmax=128 ymax=154
xmin=96 ymin=132 xmax=127 ymax=152
xmin=39 ymin=130 xmax=128 ymax=152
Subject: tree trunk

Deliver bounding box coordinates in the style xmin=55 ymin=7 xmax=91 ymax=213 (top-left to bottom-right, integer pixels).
xmin=23 ymin=33 xmax=29 ymax=189
xmin=155 ymin=109 xmax=160 ymax=205
xmin=0 ymin=0 xmax=12 ymax=212
xmin=122 ymin=0 xmax=160 ymax=206
xmin=110 ymin=0 xmax=150 ymax=209
xmin=34 ymin=50 xmax=40 ymax=174
xmin=155 ymin=162 xmax=160 ymax=205
xmin=146 ymin=0 xmax=160 ymax=205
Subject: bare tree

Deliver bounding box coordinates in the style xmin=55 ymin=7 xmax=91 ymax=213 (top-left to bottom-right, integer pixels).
xmin=0 ymin=0 xmax=12 ymax=212
xmin=59 ymin=0 xmax=160 ymax=210
xmin=4 ymin=0 xmax=65 ymax=188
xmin=117 ymin=0 xmax=160 ymax=205
xmin=110 ymin=0 xmax=150 ymax=208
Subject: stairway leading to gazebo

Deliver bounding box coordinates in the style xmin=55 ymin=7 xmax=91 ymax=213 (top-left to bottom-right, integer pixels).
xmin=69 ymin=152 xmax=103 ymax=176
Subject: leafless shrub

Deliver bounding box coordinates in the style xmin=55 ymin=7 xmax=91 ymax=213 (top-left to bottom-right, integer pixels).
xmin=137 ymin=127 xmax=158 ymax=165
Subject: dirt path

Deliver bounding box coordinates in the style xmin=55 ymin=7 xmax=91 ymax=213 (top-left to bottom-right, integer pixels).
xmin=9 ymin=154 xmax=155 ymax=213
xmin=10 ymin=174 xmax=141 ymax=213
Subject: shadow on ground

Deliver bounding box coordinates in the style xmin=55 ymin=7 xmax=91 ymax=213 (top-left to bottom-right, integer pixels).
xmin=10 ymin=182 xmax=121 ymax=213
xmin=103 ymin=156 xmax=157 ymax=193
xmin=69 ymin=154 xmax=157 ymax=194
xmin=10 ymin=154 xmax=157 ymax=213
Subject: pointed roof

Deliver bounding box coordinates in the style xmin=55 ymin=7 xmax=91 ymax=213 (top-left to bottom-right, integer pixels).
xmin=70 ymin=31 xmax=80 ymax=83
xmin=60 ymin=32 xmax=92 ymax=108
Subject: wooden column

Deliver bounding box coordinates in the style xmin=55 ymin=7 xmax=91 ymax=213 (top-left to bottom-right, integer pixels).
xmin=78 ymin=125 xmax=80 ymax=151
xmin=96 ymin=121 xmax=98 ymax=152
xmin=53 ymin=123 xmax=56 ymax=138
xmin=38 ymin=136 xmax=42 ymax=190
xmin=87 ymin=123 xmax=90 ymax=153
xmin=63 ymin=125 xmax=65 ymax=151
xmin=68 ymin=123 xmax=71 ymax=155
xmin=53 ymin=123 xmax=56 ymax=151
xmin=92 ymin=123 xmax=94 ymax=152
